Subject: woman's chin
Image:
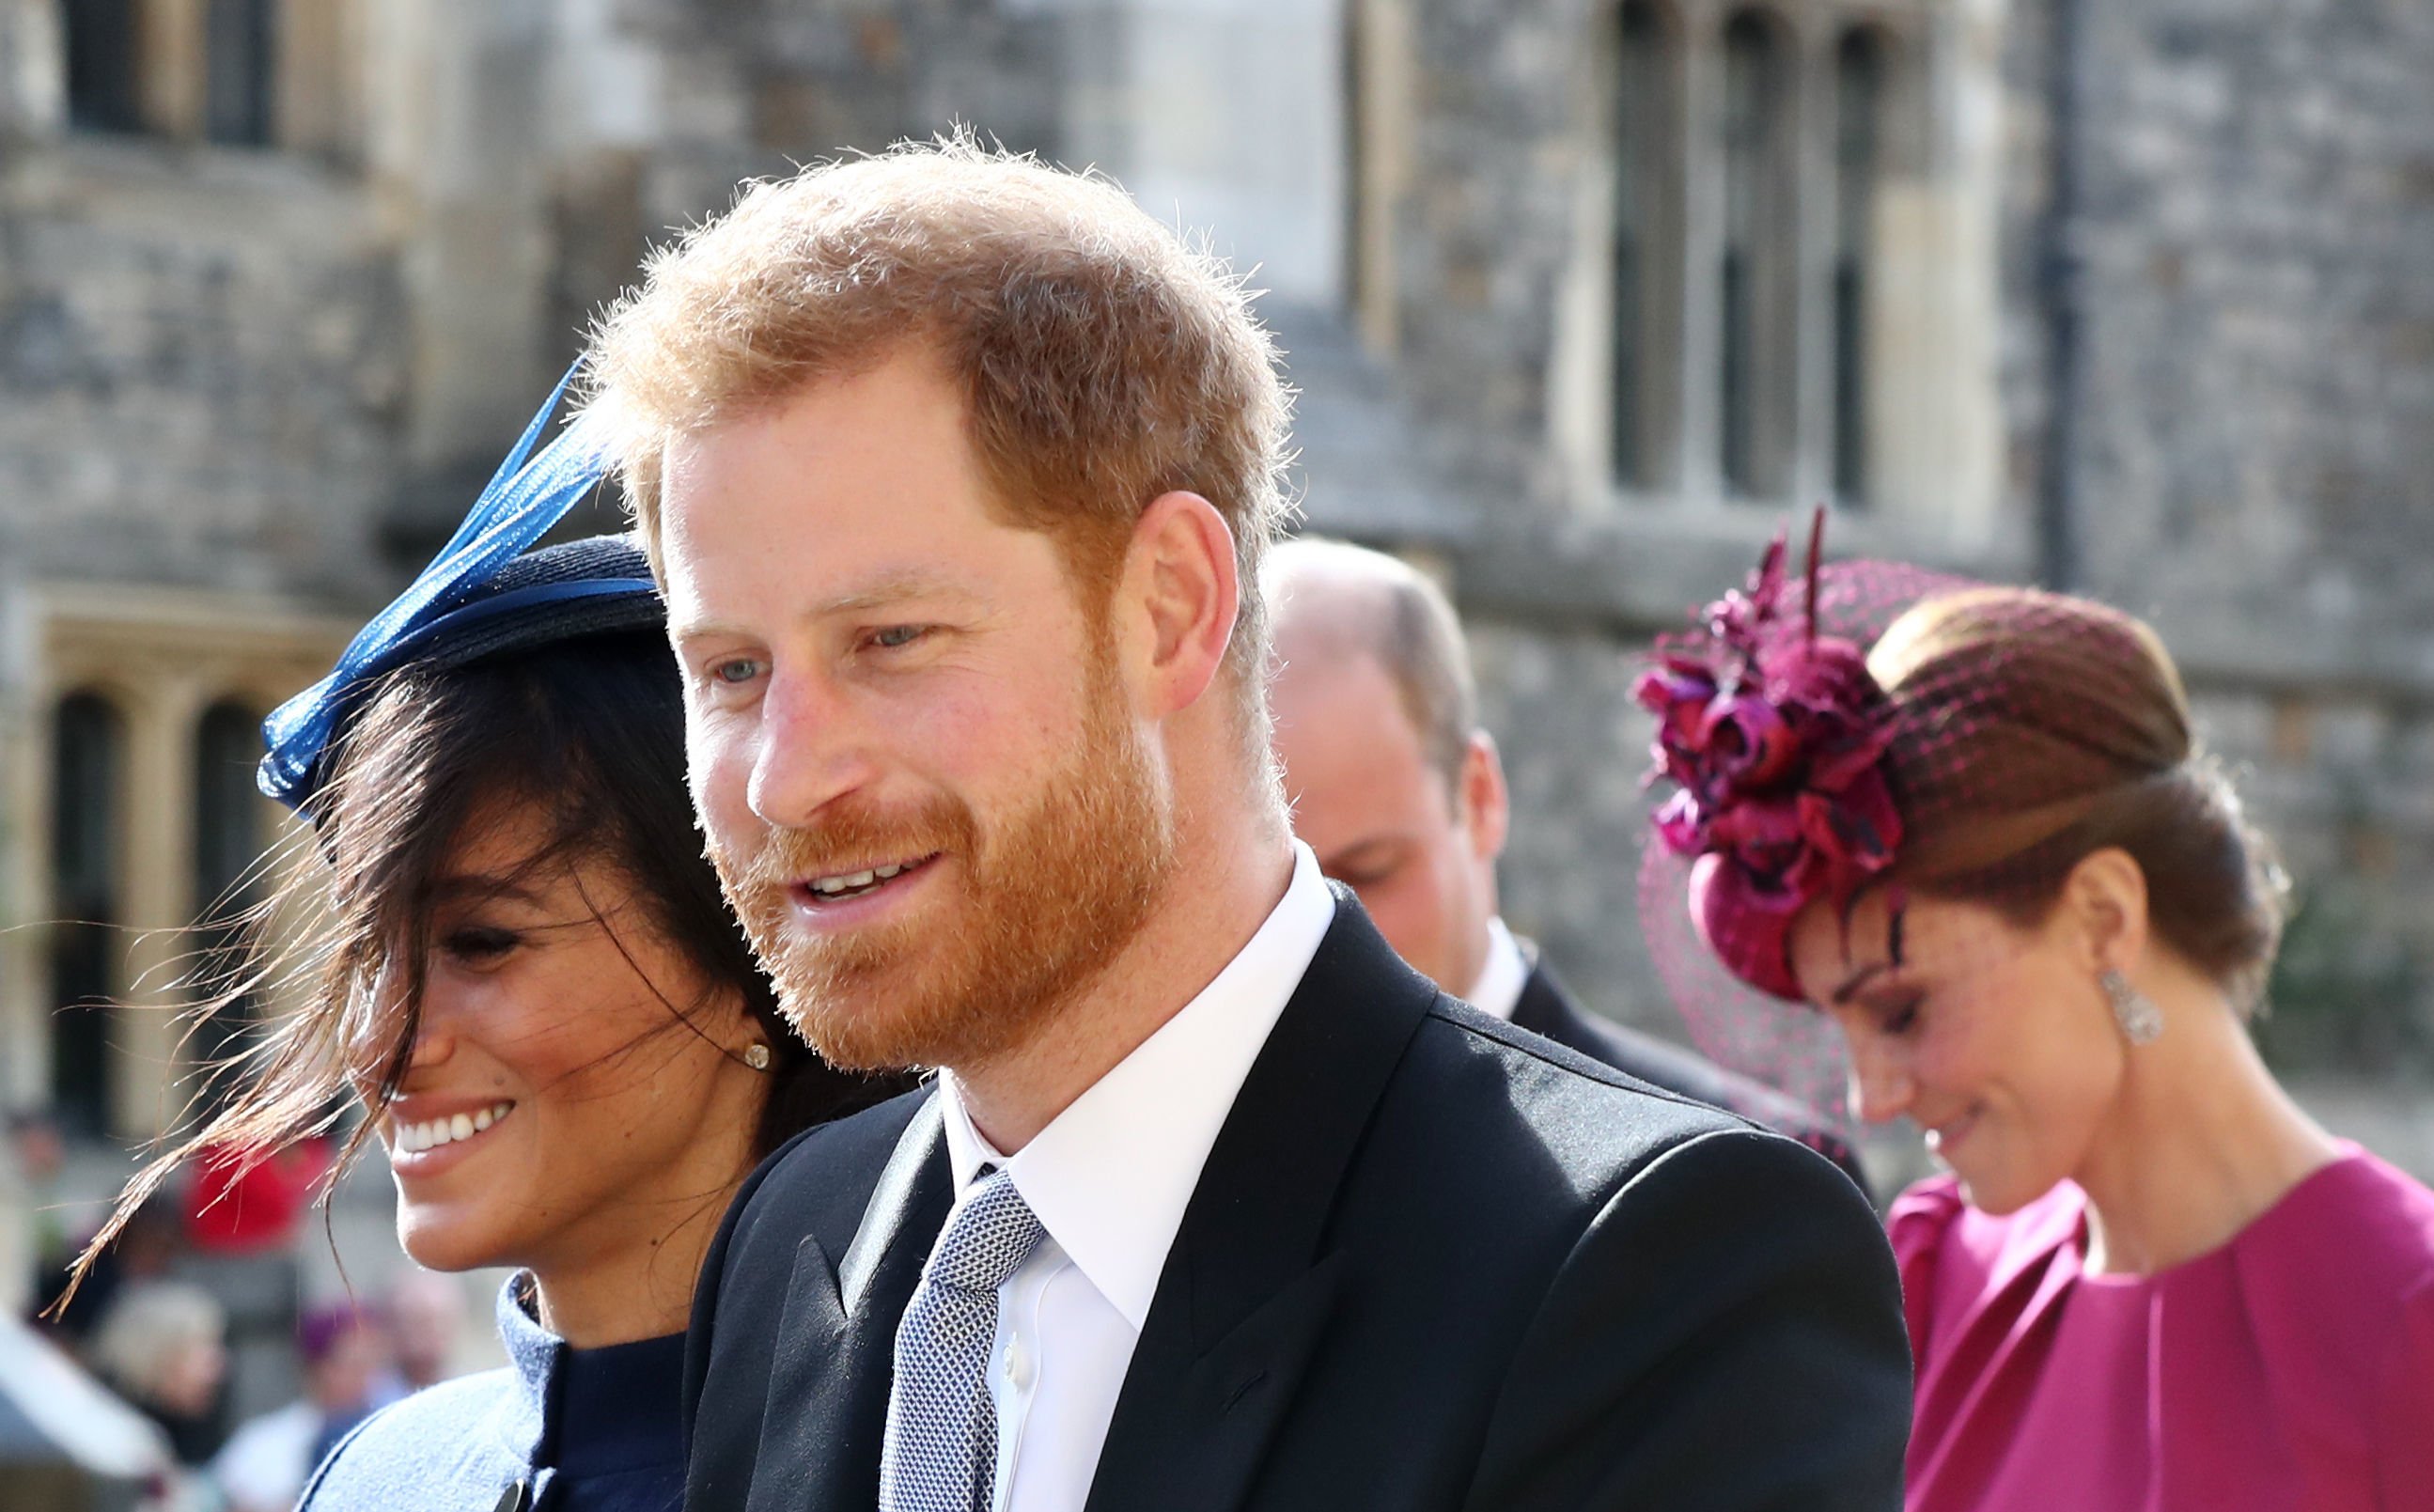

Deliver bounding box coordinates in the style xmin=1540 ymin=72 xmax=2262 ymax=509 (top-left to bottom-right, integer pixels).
xmin=396 ymin=1208 xmax=508 ymax=1275
xmin=1953 ymin=1162 xmax=2061 ymax=1218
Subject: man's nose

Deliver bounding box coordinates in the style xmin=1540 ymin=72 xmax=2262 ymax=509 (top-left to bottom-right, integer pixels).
xmin=1845 ymin=1036 xmax=1916 ymax=1126
xmin=744 ymin=665 xmax=880 ymax=829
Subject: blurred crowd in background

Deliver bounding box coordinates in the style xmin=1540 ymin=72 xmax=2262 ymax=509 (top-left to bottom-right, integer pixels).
xmin=4 ymin=1111 xmax=487 ymax=1512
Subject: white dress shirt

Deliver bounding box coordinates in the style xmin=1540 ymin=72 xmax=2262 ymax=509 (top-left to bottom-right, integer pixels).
xmin=931 ymin=841 xmax=1336 ymax=1512
xmin=1463 ymin=915 xmax=1530 ymax=1022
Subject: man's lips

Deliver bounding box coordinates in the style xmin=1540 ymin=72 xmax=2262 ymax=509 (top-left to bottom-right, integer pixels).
xmin=788 ymin=851 xmax=942 ymax=908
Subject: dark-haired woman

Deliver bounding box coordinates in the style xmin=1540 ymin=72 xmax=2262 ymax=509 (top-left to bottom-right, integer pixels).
xmin=87 ymin=530 xmax=903 ymax=1512
xmin=1637 ymin=541 xmax=2434 ymax=1511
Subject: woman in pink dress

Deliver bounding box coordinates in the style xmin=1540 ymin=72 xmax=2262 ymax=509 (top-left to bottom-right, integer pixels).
xmin=1634 ymin=522 xmax=2434 ymax=1511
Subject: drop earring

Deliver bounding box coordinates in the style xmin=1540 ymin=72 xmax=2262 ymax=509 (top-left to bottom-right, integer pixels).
xmin=743 ymin=1042 xmax=772 ymax=1071
xmin=2100 ymin=969 xmax=2163 ymax=1045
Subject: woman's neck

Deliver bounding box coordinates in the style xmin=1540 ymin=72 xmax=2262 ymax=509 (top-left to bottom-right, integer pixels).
xmin=2074 ymin=974 xmax=2341 ymax=1277
xmin=523 ymin=1178 xmax=741 ymax=1348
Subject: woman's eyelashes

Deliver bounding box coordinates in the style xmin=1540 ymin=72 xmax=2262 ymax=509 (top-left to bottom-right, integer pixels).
xmin=440 ymin=924 xmax=524 ymax=966
xmin=1875 ymin=991 xmax=1926 ymax=1037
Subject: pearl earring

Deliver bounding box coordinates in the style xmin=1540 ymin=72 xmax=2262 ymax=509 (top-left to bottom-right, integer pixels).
xmin=2100 ymin=969 xmax=2163 ymax=1045
xmin=743 ymin=1042 xmax=772 ymax=1071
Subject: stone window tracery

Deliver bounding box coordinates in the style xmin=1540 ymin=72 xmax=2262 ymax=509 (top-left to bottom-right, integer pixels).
xmin=187 ymin=698 xmax=269 ymax=1117
xmin=51 ymin=0 xmax=326 ymax=151
xmin=9 ymin=595 xmax=345 ymax=1143
xmin=203 ymin=0 xmax=277 ymax=146
xmin=46 ymin=692 xmax=126 ymax=1139
xmin=63 ymin=0 xmax=143 ymax=134
xmin=1573 ymin=0 xmax=1994 ymax=534
xmin=1831 ymin=24 xmax=1888 ymax=506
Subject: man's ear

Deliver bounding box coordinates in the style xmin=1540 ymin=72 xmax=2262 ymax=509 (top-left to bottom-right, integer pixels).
xmin=1116 ymin=491 xmax=1240 ymax=718
xmin=2059 ymin=847 xmax=2151 ymax=975
xmin=1459 ymin=730 xmax=1510 ymax=865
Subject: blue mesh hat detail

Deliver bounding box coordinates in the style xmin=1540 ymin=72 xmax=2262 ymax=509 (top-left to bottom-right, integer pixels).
xmin=257 ymin=364 xmax=659 ymax=810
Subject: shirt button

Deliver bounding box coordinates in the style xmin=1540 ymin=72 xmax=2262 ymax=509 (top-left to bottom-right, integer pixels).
xmin=1004 ymin=1334 xmax=1035 ymax=1390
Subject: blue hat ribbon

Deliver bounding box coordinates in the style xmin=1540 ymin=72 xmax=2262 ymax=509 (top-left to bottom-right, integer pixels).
xmin=257 ymin=361 xmax=623 ymax=807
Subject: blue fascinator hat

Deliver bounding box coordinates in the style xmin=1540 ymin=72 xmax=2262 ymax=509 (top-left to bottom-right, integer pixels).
xmin=258 ymin=365 xmax=661 ymax=811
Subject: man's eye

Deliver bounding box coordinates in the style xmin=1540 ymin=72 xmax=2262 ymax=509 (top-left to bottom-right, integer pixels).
xmin=1880 ymin=996 xmax=1925 ymax=1037
xmin=710 ymin=657 xmax=763 ymax=685
xmin=867 ymin=625 xmax=927 ymax=650
xmin=1329 ymin=865 xmax=1396 ymax=889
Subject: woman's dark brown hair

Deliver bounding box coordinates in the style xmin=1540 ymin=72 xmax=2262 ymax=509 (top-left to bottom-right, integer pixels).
xmin=70 ymin=630 xmax=906 ymax=1289
xmin=1867 ymin=586 xmax=2287 ymax=1010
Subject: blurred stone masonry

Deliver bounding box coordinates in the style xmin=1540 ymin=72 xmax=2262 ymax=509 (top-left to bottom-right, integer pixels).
xmin=0 ymin=0 xmax=2428 ymax=1224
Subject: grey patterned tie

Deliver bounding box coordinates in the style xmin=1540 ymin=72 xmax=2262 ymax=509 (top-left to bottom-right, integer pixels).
xmin=879 ymin=1168 xmax=1048 ymax=1512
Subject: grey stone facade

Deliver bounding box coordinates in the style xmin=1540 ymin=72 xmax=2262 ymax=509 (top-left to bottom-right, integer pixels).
xmin=0 ymin=140 xmax=399 ymax=595
xmin=1392 ymin=0 xmax=2434 ymax=1066
xmin=2 ymin=0 xmax=2430 ymax=1153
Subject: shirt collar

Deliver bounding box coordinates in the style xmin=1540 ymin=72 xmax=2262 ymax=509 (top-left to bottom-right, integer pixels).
xmin=940 ymin=840 xmax=1336 ymax=1330
xmin=1464 ymin=916 xmax=1530 ymax=1021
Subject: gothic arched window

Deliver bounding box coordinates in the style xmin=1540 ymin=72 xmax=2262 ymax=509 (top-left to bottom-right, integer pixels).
xmin=49 ymin=692 xmax=127 ymax=1138
xmin=205 ymin=0 xmax=279 ymax=147
xmin=1718 ymin=8 xmax=1794 ymax=500
xmin=1833 ymin=26 xmax=1890 ymax=506
xmin=64 ymin=0 xmax=143 ymax=135
xmin=189 ymin=700 xmax=267 ymax=1104
xmin=1587 ymin=2 xmax=1964 ymax=520
xmin=1611 ymin=1 xmax=1684 ymax=491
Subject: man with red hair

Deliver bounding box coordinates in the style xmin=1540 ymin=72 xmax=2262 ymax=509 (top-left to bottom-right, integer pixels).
xmin=587 ymin=141 xmax=1909 ymax=1512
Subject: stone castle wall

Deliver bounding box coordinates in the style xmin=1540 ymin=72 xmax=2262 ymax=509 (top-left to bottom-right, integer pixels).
xmin=2 ymin=0 xmax=2429 ymax=1090
xmin=1390 ymin=0 xmax=2434 ymax=1068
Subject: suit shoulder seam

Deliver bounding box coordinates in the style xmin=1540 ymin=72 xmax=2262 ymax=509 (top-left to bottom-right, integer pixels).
xmin=1422 ymin=996 xmax=1762 ymax=1128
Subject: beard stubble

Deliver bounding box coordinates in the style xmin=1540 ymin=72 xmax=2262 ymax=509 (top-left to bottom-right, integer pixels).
xmin=712 ymin=647 xmax=1178 ymax=1074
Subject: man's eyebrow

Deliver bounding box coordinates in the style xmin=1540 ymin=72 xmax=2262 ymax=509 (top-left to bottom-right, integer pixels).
xmin=665 ymin=611 xmax=748 ymax=645
xmin=666 ymin=572 xmax=972 ymax=641
xmin=806 ymin=571 xmax=970 ymax=616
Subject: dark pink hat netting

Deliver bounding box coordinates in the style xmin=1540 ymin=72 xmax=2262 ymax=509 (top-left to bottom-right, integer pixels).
xmin=1631 ymin=515 xmax=2199 ymax=1135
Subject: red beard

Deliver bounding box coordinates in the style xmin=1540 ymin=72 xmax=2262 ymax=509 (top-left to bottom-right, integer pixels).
xmin=713 ymin=646 xmax=1177 ymax=1074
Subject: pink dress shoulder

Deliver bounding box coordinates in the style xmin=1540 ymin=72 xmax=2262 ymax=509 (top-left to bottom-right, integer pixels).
xmin=1890 ymin=1145 xmax=2434 ymax=1512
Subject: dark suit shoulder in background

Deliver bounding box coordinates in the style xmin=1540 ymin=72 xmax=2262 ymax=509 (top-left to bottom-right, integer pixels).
xmin=1509 ymin=955 xmax=1875 ymax=1198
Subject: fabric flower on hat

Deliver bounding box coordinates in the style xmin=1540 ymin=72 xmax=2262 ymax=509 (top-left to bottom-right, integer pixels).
xmin=1632 ymin=515 xmax=1904 ymax=999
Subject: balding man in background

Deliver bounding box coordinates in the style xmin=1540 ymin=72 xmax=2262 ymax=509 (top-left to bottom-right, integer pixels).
xmin=1266 ymin=537 xmax=1868 ymax=1191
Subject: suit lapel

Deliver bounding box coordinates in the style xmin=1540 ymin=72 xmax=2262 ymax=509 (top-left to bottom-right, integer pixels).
xmin=746 ymin=1097 xmax=951 ymax=1512
xmin=1507 ymin=951 xmax=1576 ymax=1045
xmin=1084 ymin=894 xmax=1439 ymax=1512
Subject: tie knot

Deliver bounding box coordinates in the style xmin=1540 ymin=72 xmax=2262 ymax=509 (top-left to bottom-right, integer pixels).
xmin=927 ymin=1170 xmax=1046 ymax=1295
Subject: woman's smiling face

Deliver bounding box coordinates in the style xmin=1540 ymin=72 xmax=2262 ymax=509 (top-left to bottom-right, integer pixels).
xmin=358 ymin=798 xmax=768 ymax=1281
xmin=1788 ymin=884 xmax=2130 ymax=1215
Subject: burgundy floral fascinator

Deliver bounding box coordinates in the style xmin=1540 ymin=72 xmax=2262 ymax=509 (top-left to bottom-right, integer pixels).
xmin=1636 ymin=514 xmax=1907 ymax=999
xmin=1634 ymin=515 xmax=1966 ymax=1128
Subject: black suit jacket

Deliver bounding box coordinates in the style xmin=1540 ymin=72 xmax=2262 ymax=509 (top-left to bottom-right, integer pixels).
xmin=1508 ymin=956 xmax=1875 ymax=1196
xmin=683 ymin=894 xmax=1910 ymax=1512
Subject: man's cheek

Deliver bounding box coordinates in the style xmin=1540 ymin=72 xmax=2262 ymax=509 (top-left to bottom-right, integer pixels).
xmin=689 ymin=735 xmax=759 ymax=836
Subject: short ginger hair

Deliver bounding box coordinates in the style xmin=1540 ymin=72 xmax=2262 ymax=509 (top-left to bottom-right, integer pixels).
xmin=580 ymin=138 xmax=1295 ymax=691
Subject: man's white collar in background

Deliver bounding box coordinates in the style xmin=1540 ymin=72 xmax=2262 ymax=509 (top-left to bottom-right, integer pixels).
xmin=938 ymin=839 xmax=1335 ymax=1328
xmin=1464 ymin=916 xmax=1529 ymax=1022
